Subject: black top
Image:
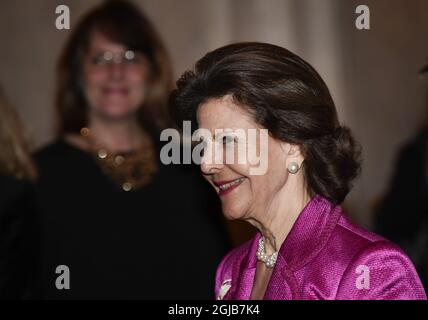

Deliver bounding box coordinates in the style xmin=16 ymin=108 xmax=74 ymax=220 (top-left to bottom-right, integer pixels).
xmin=0 ymin=175 xmax=39 ymax=299
xmin=34 ymin=139 xmax=229 ymax=299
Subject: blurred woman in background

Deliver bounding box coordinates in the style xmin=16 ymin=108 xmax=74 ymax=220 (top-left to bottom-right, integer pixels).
xmin=0 ymin=86 xmax=38 ymax=299
xmin=34 ymin=0 xmax=228 ymax=299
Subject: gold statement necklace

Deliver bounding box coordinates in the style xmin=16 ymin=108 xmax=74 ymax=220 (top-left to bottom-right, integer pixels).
xmin=80 ymin=127 xmax=158 ymax=192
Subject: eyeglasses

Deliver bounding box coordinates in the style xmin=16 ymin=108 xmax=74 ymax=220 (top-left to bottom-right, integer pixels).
xmin=89 ymin=50 xmax=144 ymax=67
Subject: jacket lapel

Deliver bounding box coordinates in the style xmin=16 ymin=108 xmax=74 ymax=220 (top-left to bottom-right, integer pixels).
xmin=263 ymin=254 xmax=295 ymax=299
xmin=228 ymin=233 xmax=261 ymax=300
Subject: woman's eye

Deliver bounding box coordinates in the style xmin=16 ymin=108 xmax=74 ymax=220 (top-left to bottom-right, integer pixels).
xmin=222 ymin=135 xmax=236 ymax=145
xmin=124 ymin=51 xmax=141 ymax=64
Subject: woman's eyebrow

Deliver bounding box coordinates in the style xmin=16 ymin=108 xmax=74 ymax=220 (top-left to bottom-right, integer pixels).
xmin=213 ymin=130 xmax=234 ymax=138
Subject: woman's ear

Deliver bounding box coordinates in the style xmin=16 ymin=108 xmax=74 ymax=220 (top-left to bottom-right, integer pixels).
xmin=286 ymin=143 xmax=305 ymax=164
xmin=278 ymin=142 xmax=304 ymax=164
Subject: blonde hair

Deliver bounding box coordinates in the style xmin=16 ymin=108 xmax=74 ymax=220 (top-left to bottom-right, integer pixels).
xmin=0 ymin=87 xmax=37 ymax=181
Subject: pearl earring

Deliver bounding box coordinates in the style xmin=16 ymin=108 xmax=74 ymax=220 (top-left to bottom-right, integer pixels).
xmin=287 ymin=162 xmax=300 ymax=174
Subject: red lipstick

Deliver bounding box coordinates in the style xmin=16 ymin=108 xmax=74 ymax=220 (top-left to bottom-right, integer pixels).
xmin=214 ymin=177 xmax=246 ymax=196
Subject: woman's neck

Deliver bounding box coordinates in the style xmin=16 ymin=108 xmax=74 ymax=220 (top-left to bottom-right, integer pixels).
xmin=88 ymin=115 xmax=145 ymax=153
xmin=249 ymin=175 xmax=312 ymax=256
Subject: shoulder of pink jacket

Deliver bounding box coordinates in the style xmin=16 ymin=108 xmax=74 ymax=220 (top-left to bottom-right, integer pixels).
xmin=336 ymin=240 xmax=427 ymax=300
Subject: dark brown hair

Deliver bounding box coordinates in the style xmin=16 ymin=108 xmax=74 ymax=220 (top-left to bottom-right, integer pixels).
xmin=169 ymin=42 xmax=362 ymax=205
xmin=56 ymin=0 xmax=173 ymax=137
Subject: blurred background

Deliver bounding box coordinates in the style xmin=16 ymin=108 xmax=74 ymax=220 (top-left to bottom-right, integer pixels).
xmin=1 ymin=0 xmax=428 ymax=228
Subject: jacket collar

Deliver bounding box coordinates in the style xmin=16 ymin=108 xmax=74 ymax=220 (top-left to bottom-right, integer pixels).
xmin=278 ymin=194 xmax=342 ymax=270
xmin=230 ymin=194 xmax=342 ymax=299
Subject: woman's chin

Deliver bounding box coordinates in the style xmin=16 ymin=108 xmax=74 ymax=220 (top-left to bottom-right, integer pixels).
xmin=95 ymin=106 xmax=137 ymax=121
xmin=221 ymin=204 xmax=247 ymax=221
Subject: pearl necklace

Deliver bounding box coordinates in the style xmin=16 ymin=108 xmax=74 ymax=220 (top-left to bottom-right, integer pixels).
xmin=256 ymin=237 xmax=278 ymax=268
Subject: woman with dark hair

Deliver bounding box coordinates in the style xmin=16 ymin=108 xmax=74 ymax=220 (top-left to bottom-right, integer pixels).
xmin=34 ymin=0 xmax=228 ymax=299
xmin=170 ymin=42 xmax=427 ymax=300
xmin=0 ymin=86 xmax=39 ymax=299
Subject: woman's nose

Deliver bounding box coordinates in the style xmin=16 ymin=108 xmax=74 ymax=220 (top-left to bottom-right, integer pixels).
xmin=200 ymin=149 xmax=224 ymax=174
xmin=201 ymin=161 xmax=224 ymax=175
xmin=108 ymin=63 xmax=125 ymax=80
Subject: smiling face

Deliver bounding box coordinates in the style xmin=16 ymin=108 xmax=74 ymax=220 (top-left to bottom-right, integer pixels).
xmin=197 ymin=95 xmax=303 ymax=221
xmin=82 ymin=31 xmax=149 ymax=121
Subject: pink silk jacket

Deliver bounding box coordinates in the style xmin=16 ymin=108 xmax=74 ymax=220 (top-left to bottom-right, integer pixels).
xmin=215 ymin=195 xmax=427 ymax=300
